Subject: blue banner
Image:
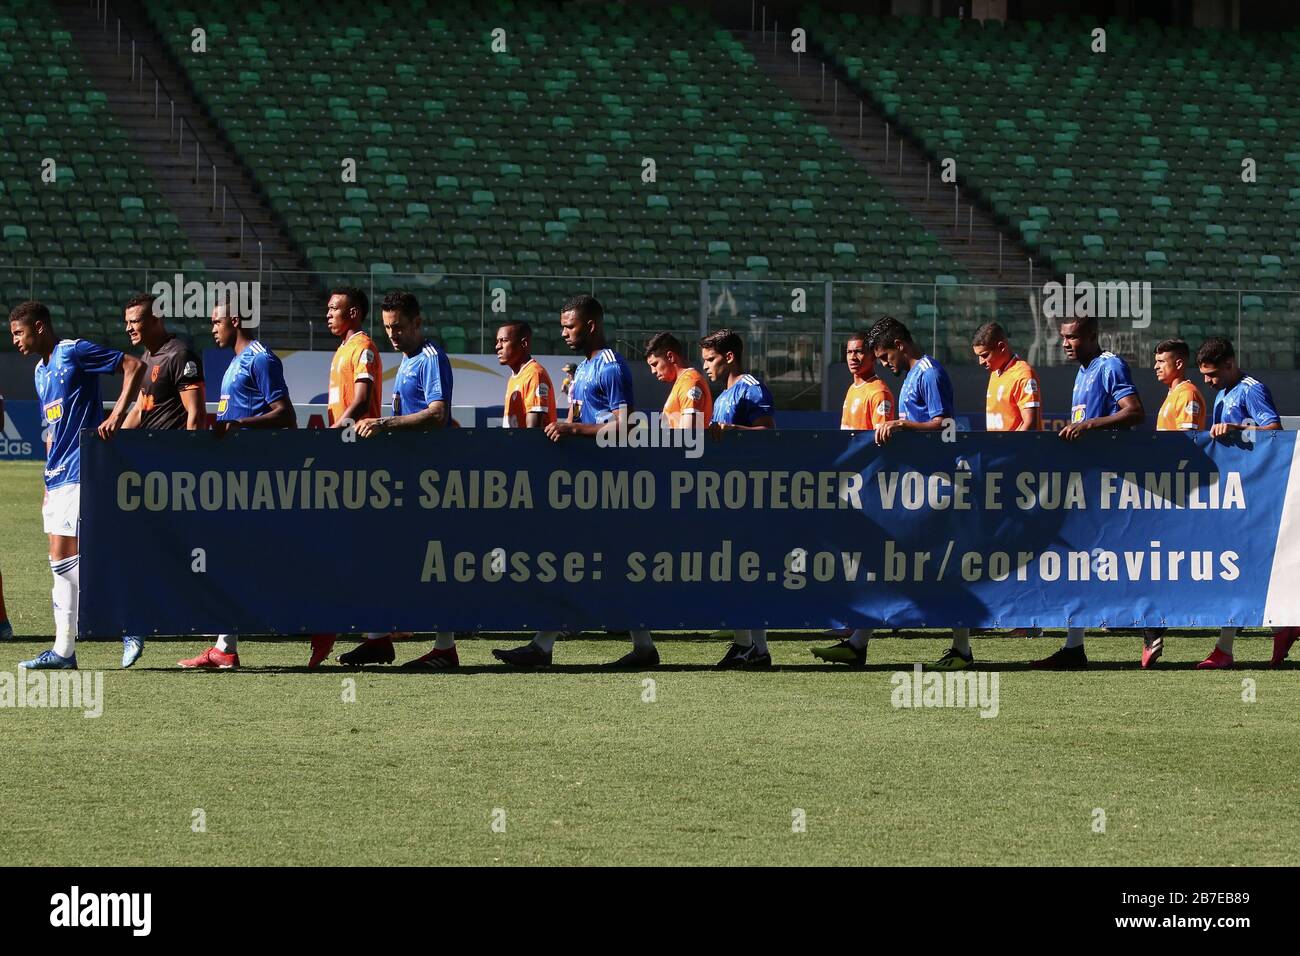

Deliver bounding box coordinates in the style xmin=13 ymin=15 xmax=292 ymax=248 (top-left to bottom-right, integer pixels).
xmin=77 ymin=429 xmax=1300 ymax=635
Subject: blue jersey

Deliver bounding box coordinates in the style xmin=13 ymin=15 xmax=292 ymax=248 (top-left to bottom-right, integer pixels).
xmin=35 ymin=338 xmax=123 ymax=489
xmin=571 ymin=348 xmax=633 ymax=424
xmin=217 ymin=341 xmax=289 ymax=422
xmin=1071 ymin=351 xmax=1137 ymax=424
xmin=1214 ymin=375 xmax=1280 ymax=427
xmin=713 ymin=373 xmax=775 ymax=426
xmin=393 ymin=341 xmax=453 ymax=414
xmin=897 ymin=354 xmax=953 ymax=423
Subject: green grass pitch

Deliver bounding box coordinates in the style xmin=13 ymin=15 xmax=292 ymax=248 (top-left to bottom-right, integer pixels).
xmin=1 ymin=459 xmax=1297 ymax=865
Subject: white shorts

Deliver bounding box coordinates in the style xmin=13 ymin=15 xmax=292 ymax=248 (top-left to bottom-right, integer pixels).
xmin=42 ymin=483 xmax=80 ymax=537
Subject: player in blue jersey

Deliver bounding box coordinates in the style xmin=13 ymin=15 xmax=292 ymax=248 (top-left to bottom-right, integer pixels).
xmin=344 ymin=291 xmax=461 ymax=670
xmin=177 ymin=301 xmax=296 ymax=670
xmin=493 ymin=294 xmax=659 ymax=669
xmin=9 ymin=300 xmax=145 ymax=669
xmin=838 ymin=316 xmax=972 ymax=670
xmin=1196 ymin=336 xmax=1284 ymax=669
xmin=1033 ymin=313 xmax=1145 ymax=670
xmin=698 ymin=327 xmax=777 ymax=669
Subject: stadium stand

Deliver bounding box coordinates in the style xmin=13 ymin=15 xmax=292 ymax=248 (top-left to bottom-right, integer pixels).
xmin=0 ymin=0 xmax=205 ymax=352
xmin=139 ymin=0 xmax=988 ymax=360
xmin=803 ymin=7 xmax=1300 ymax=368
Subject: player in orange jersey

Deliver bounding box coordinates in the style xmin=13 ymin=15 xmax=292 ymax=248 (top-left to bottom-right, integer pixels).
xmin=307 ymin=287 xmax=385 ymax=668
xmin=1137 ymin=338 xmax=1209 ymax=668
xmin=1154 ymin=338 xmax=1205 ymax=433
xmin=496 ymin=320 xmax=556 ymax=428
xmin=839 ymin=329 xmax=895 ymax=431
xmin=325 ymin=286 xmax=382 ymax=426
xmin=645 ymin=331 xmax=712 ymax=429
xmin=925 ymin=322 xmax=1045 ymax=668
xmin=974 ymin=321 xmax=1041 ymax=433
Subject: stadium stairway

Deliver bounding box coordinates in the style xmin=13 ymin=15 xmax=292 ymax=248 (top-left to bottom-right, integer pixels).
xmin=735 ymin=28 xmax=1045 ymax=354
xmin=54 ymin=0 xmax=320 ymax=346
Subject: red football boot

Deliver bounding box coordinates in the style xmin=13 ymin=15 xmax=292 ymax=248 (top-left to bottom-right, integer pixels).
xmin=400 ymin=646 xmax=460 ymax=670
xmin=307 ymin=634 xmax=336 ymax=669
xmin=1271 ymin=627 xmax=1300 ymax=667
xmin=178 ymin=647 xmax=240 ymax=669
xmin=1196 ymin=647 xmax=1234 ymax=669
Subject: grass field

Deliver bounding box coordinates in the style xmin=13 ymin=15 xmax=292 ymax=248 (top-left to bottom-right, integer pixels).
xmin=1 ymin=459 xmax=1297 ymax=866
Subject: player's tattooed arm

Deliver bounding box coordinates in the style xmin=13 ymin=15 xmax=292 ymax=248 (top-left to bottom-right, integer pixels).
xmin=1059 ymin=395 xmax=1144 ymax=441
xmin=356 ymin=399 xmax=447 ymax=436
xmin=99 ymin=353 xmax=145 ymax=439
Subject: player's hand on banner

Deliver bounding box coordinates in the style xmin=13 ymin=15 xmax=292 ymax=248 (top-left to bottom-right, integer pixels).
xmin=706 ymin=421 xmax=729 ymax=441
xmin=545 ymin=420 xmax=576 ymax=442
xmin=213 ymin=419 xmax=242 ymax=439
xmin=97 ymin=411 xmax=123 ymax=440
xmin=355 ymin=417 xmax=386 ymax=438
xmin=1058 ymin=420 xmax=1090 ymax=441
xmin=1209 ymin=422 xmax=1236 ymax=439
xmin=874 ymin=419 xmax=902 ymax=445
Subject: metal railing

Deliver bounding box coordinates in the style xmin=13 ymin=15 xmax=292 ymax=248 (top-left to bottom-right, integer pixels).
xmin=89 ymin=0 xmax=313 ymax=332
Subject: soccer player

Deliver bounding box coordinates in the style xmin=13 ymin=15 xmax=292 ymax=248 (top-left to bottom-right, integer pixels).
xmin=974 ymin=321 xmax=1044 ymax=640
xmin=1139 ymin=339 xmax=1207 ymax=667
xmin=646 ymin=330 xmax=711 ymax=429
xmin=9 ymin=300 xmax=145 ymax=669
xmin=828 ymin=316 xmax=969 ymax=669
xmin=497 ymin=320 xmax=556 ymax=428
xmin=0 ymin=390 xmax=13 ymax=641
xmin=325 ymin=286 xmax=382 ymax=427
xmin=838 ymin=329 xmax=895 ymax=431
xmin=1033 ymin=313 xmax=1144 ymax=670
xmin=1197 ymin=336 xmax=1283 ymax=669
xmin=118 ymin=292 xmax=205 ymax=667
xmin=347 ymin=291 xmax=460 ymax=670
xmin=305 ymin=287 xmax=385 ymax=668
xmin=177 ymin=301 xmax=296 ymax=669
xmin=698 ymin=327 xmax=777 ymax=668
xmin=493 ymin=294 xmax=659 ymax=668
xmin=810 ymin=331 xmax=894 ymax=664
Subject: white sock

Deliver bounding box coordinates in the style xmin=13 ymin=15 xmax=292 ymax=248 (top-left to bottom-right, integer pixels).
xmin=533 ymin=630 xmax=559 ymax=653
xmin=50 ymin=554 xmax=79 ymax=658
xmin=951 ymin=627 xmax=971 ymax=655
xmin=630 ymin=629 xmax=654 ymax=651
xmin=750 ymin=628 xmax=769 ymax=653
xmin=1217 ymin=627 xmax=1237 ymax=655
xmin=1064 ymin=627 xmax=1086 ymax=649
xmin=434 ymin=631 xmax=456 ymax=650
xmin=216 ymin=634 xmax=237 ymax=653
xmin=848 ymin=628 xmax=872 ymax=650
xmin=733 ymin=629 xmax=753 ymax=647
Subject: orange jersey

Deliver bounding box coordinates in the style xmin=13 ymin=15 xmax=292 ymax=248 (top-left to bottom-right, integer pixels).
xmin=841 ymin=378 xmax=895 ymax=429
xmin=504 ymin=358 xmax=557 ymax=427
xmin=663 ymin=367 xmax=712 ymax=428
xmin=1157 ymin=379 xmax=1205 ymax=431
xmin=328 ymin=330 xmax=382 ymax=425
xmin=985 ymin=355 xmax=1041 ymax=431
